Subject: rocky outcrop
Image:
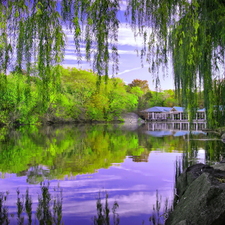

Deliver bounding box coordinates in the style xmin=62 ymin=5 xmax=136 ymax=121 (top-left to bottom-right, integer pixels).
xmin=121 ymin=112 xmax=144 ymax=124
xmin=221 ymin=133 xmax=225 ymax=142
xmin=166 ymin=163 xmax=225 ymax=225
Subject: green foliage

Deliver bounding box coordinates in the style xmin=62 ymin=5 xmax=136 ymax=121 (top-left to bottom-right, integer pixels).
xmin=0 ymin=72 xmax=40 ymax=125
xmin=60 ymin=67 xmax=139 ymax=121
xmin=0 ymin=124 xmax=221 ymax=182
xmin=137 ymin=91 xmax=153 ymax=110
xmin=0 ymin=67 xmax=140 ymax=125
xmin=1 ymin=1 xmax=224 ymax=127
xmin=130 ymin=86 xmax=143 ymax=97
xmin=125 ymin=0 xmax=225 ymax=127
xmin=137 ymin=89 xmax=179 ymax=110
xmin=0 ymin=125 xmax=148 ymax=180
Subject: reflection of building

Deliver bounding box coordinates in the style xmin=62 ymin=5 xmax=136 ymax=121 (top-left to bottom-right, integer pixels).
xmin=146 ymin=122 xmax=207 ymax=131
xmin=131 ymin=151 xmax=150 ymax=162
xmin=141 ymin=122 xmax=207 ymax=137
xmin=140 ymin=106 xmax=206 ymax=122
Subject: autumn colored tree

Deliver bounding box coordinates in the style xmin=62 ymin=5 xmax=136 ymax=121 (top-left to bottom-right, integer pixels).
xmin=128 ymin=79 xmax=149 ymax=94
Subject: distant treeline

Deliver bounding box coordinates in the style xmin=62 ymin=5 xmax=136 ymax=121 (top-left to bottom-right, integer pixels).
xmin=0 ymin=66 xmax=192 ymax=126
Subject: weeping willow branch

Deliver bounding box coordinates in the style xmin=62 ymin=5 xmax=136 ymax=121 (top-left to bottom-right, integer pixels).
xmin=0 ymin=0 xmax=225 ymax=127
xmin=125 ymin=0 xmax=225 ymax=127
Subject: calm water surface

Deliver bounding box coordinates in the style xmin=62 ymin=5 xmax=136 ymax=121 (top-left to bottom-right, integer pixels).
xmin=0 ymin=123 xmax=224 ymax=224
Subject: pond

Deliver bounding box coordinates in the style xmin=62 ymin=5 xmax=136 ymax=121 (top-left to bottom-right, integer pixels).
xmin=0 ymin=123 xmax=224 ymax=224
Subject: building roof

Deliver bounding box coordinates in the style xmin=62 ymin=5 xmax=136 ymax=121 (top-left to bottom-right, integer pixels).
xmin=171 ymin=107 xmax=185 ymax=112
xmin=143 ymin=106 xmax=172 ymax=113
xmin=142 ymin=106 xmax=209 ymax=113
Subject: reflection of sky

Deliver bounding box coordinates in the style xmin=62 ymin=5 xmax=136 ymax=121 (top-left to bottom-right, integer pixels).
xmin=145 ymin=130 xmax=207 ymax=137
xmin=145 ymin=131 xmax=173 ymax=137
xmin=1 ymin=152 xmax=180 ymax=225
xmin=0 ymin=125 xmax=215 ymax=224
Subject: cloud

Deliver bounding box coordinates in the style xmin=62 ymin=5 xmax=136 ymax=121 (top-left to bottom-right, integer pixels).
xmin=116 ymin=64 xmax=149 ymax=76
xmin=63 ymin=23 xmax=147 ymax=49
xmin=62 ymin=190 xmax=173 ymax=218
xmin=119 ymin=0 xmax=127 ymax=11
xmin=118 ymin=23 xmax=151 ymax=48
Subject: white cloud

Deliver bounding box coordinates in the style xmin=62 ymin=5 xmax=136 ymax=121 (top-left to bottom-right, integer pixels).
xmin=118 ymin=23 xmax=150 ymax=48
xmin=116 ymin=64 xmax=149 ymax=76
xmin=119 ymin=0 xmax=128 ymax=11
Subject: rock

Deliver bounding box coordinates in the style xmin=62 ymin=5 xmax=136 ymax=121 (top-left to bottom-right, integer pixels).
xmin=220 ymin=158 xmax=225 ymax=163
xmin=121 ymin=112 xmax=144 ymax=124
xmin=166 ymin=163 xmax=225 ymax=225
xmin=212 ymin=162 xmax=225 ymax=173
xmin=176 ymin=220 xmax=197 ymax=225
xmin=221 ymin=133 xmax=225 ymax=140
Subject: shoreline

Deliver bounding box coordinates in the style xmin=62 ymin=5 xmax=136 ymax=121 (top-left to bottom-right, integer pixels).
xmin=0 ymin=112 xmax=145 ymax=128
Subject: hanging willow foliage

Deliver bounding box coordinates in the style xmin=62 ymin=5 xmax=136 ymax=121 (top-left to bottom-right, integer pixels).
xmin=0 ymin=0 xmax=225 ymax=127
xmin=125 ymin=0 xmax=225 ymax=127
xmin=0 ymin=0 xmax=119 ymax=115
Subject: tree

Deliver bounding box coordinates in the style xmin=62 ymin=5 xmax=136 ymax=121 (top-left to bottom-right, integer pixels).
xmin=163 ymin=90 xmax=179 ymax=107
xmin=125 ymin=0 xmax=225 ymax=126
xmin=1 ymin=0 xmax=225 ymax=127
xmin=138 ymin=91 xmax=153 ymax=110
xmin=128 ymin=79 xmax=149 ymax=94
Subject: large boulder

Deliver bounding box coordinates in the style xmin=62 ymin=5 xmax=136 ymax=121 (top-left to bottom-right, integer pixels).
xmin=221 ymin=133 xmax=225 ymax=141
xmin=166 ymin=163 xmax=225 ymax=225
xmin=121 ymin=112 xmax=144 ymax=124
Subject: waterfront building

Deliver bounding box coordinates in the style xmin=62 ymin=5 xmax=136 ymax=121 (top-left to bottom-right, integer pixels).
xmin=140 ymin=106 xmax=206 ymax=122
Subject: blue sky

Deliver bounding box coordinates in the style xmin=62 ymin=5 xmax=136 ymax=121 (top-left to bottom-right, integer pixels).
xmin=61 ymin=5 xmax=175 ymax=90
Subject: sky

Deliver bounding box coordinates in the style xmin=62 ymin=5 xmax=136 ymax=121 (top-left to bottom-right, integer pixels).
xmin=61 ymin=6 xmax=175 ymax=91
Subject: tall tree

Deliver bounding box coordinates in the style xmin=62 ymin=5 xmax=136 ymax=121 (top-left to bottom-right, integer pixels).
xmin=125 ymin=0 xmax=225 ymax=126
xmin=128 ymin=79 xmax=149 ymax=94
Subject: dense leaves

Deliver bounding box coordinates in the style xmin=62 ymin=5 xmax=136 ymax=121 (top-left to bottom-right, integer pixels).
xmin=0 ymin=67 xmax=141 ymax=125
xmin=128 ymin=79 xmax=149 ymax=94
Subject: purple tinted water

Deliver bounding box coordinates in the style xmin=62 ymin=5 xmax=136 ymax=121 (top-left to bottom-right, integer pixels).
xmin=0 ymin=124 xmax=219 ymax=224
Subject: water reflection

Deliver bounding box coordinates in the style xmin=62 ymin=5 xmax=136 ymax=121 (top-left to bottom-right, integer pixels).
xmin=0 ymin=187 xmax=120 ymax=225
xmin=1 ymin=186 xmax=170 ymax=225
xmin=92 ymin=191 xmax=120 ymax=225
xmin=0 ymin=124 xmax=190 ymax=180
xmin=0 ymin=123 xmax=224 ymax=224
xmin=0 ymin=184 xmax=63 ymax=225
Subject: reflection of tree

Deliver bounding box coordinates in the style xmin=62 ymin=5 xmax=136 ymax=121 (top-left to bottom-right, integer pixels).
xmin=0 ymin=124 xmax=222 ymax=183
xmin=26 ymin=165 xmax=52 ymax=184
xmin=131 ymin=150 xmax=150 ymax=162
xmin=0 ymin=125 xmax=147 ymax=181
xmin=0 ymin=186 xmax=175 ymax=225
xmin=92 ymin=191 xmax=119 ymax=225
